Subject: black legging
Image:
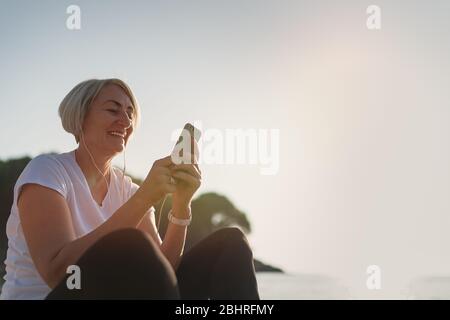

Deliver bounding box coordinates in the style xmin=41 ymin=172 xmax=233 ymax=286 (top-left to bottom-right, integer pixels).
xmin=45 ymin=227 xmax=260 ymax=299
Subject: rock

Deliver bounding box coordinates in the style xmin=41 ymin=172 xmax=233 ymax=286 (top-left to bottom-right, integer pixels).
xmin=254 ymin=258 xmax=283 ymax=273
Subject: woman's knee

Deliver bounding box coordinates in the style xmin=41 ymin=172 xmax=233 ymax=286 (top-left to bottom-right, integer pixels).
xmin=73 ymin=228 xmax=178 ymax=298
xmin=212 ymin=227 xmax=254 ymax=257
xmin=77 ymin=228 xmax=171 ymax=277
xmin=213 ymin=227 xmax=247 ymax=241
xmin=86 ymin=228 xmax=157 ymax=255
xmin=94 ymin=228 xmax=155 ymax=249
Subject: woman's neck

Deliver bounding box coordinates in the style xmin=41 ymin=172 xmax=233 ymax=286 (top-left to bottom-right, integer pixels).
xmin=74 ymin=146 xmax=112 ymax=187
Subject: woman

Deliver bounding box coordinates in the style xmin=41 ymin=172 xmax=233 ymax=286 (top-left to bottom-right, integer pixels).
xmin=0 ymin=79 xmax=260 ymax=299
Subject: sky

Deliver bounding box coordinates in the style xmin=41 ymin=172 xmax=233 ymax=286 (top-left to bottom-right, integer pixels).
xmin=1 ymin=0 xmax=450 ymax=298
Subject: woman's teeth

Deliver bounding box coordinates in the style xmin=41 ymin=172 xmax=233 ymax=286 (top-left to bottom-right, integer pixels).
xmin=109 ymin=131 xmax=125 ymax=138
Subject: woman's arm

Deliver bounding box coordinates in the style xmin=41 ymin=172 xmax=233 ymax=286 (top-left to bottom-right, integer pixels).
xmin=137 ymin=201 xmax=191 ymax=271
xmin=138 ymin=161 xmax=201 ymax=271
xmin=160 ymin=161 xmax=202 ymax=271
xmin=19 ymin=156 xmax=175 ymax=289
xmin=160 ymin=204 xmax=190 ymax=271
xmin=19 ymin=184 xmax=154 ymax=289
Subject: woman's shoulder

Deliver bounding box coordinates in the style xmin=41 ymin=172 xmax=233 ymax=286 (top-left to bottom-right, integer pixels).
xmin=20 ymin=152 xmax=72 ymax=182
xmin=22 ymin=152 xmax=68 ymax=175
xmin=15 ymin=152 xmax=72 ymax=199
xmin=28 ymin=151 xmax=72 ymax=168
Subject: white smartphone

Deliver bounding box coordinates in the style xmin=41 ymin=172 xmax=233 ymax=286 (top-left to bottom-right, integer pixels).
xmin=171 ymin=123 xmax=201 ymax=164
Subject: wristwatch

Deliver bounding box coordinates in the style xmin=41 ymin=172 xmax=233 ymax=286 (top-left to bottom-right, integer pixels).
xmin=168 ymin=210 xmax=192 ymax=226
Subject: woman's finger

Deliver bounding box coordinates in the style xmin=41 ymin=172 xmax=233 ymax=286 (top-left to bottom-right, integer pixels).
xmin=171 ymin=163 xmax=201 ymax=179
xmin=194 ymin=164 xmax=201 ymax=177
xmin=164 ymin=182 xmax=177 ymax=193
xmin=184 ymin=152 xmax=201 ymax=174
xmin=167 ymin=174 xmax=177 ymax=185
xmin=156 ymin=166 xmax=172 ymax=177
xmin=172 ymin=171 xmax=201 ymax=188
xmin=157 ymin=169 xmax=173 ymax=184
xmin=155 ymin=155 xmax=174 ymax=168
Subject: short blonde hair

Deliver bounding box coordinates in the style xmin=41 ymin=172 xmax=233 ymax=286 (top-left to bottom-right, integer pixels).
xmin=58 ymin=78 xmax=141 ymax=143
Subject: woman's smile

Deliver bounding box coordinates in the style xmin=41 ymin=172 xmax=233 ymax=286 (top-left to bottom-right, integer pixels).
xmin=107 ymin=130 xmax=126 ymax=143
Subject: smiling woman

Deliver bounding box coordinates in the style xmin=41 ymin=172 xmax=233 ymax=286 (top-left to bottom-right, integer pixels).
xmin=0 ymin=78 xmax=259 ymax=300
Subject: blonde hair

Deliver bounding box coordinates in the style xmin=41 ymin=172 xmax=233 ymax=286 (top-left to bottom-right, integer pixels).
xmin=58 ymin=78 xmax=141 ymax=144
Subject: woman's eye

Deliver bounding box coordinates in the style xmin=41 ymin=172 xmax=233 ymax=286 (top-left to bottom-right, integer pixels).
xmin=108 ymin=109 xmax=133 ymax=120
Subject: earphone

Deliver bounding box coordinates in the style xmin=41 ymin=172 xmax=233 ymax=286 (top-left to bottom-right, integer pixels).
xmin=79 ymin=129 xmax=126 ymax=205
xmin=157 ymin=195 xmax=169 ymax=233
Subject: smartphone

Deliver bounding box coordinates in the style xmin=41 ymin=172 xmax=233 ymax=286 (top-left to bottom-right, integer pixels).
xmin=171 ymin=123 xmax=201 ymax=165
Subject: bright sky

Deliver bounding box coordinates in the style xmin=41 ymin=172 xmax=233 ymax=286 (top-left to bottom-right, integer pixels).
xmin=1 ymin=0 xmax=450 ymax=298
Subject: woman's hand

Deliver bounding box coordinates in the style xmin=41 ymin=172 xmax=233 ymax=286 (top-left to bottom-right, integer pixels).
xmin=170 ymin=158 xmax=202 ymax=210
xmin=140 ymin=156 xmax=177 ymax=205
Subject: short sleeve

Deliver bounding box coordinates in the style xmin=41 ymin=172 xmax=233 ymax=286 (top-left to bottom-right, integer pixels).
xmin=14 ymin=154 xmax=68 ymax=208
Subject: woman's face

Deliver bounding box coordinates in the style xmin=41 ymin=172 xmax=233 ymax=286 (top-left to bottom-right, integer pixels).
xmin=81 ymin=83 xmax=135 ymax=156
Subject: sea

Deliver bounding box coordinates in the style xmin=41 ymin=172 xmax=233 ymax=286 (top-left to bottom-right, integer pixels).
xmin=256 ymin=272 xmax=350 ymax=300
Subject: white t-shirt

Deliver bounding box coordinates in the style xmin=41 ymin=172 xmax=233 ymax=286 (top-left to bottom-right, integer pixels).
xmin=0 ymin=149 xmax=155 ymax=300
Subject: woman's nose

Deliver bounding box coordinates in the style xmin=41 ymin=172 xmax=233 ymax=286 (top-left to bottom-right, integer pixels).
xmin=118 ymin=111 xmax=132 ymax=128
